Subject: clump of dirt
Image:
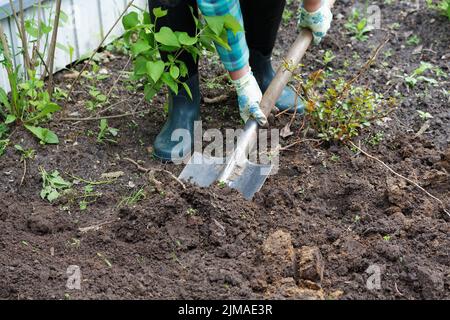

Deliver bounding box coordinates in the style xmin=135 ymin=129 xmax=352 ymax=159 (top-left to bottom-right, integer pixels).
xmin=0 ymin=0 xmax=449 ymax=300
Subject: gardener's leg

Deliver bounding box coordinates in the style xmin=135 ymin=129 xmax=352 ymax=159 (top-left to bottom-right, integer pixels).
xmin=197 ymin=0 xmax=267 ymax=126
xmin=148 ymin=0 xmax=201 ymax=161
xmin=241 ymin=0 xmax=304 ymax=113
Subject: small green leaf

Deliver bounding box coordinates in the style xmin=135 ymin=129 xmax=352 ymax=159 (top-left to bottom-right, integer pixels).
xmin=153 ymin=7 xmax=168 ymax=18
xmin=146 ymin=60 xmax=165 ymax=83
xmin=204 ymin=16 xmax=226 ymax=35
xmin=131 ymin=40 xmax=151 ymax=56
xmin=154 ymin=27 xmax=180 ymax=47
xmin=170 ymin=65 xmax=180 ymax=79
xmin=123 ymin=12 xmax=139 ymax=30
xmin=0 ymin=87 xmax=11 ymax=111
xmin=5 ymin=115 xmax=16 ymax=124
xmin=162 ymin=73 xmax=178 ymax=94
xmin=181 ymin=82 xmax=193 ymax=100
xmin=144 ymin=84 xmax=158 ymax=101
xmin=177 ymin=32 xmax=198 ymax=46
xmin=25 ymin=125 xmax=59 ymax=145
xmin=224 ymin=15 xmax=243 ymax=35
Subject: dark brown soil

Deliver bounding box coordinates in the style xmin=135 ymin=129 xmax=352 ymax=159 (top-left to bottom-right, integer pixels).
xmin=1 ymin=0 xmax=449 ymax=300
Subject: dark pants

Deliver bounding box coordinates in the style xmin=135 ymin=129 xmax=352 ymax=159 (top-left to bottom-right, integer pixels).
xmin=148 ymin=0 xmax=286 ymax=77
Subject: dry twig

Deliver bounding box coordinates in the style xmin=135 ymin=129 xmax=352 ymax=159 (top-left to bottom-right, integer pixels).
xmin=124 ymin=157 xmax=186 ymax=190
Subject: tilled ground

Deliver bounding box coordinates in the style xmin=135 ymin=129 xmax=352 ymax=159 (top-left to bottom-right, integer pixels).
xmin=0 ymin=0 xmax=449 ymax=299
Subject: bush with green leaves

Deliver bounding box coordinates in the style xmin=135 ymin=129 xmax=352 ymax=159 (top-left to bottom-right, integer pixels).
xmin=122 ymin=7 xmax=242 ymax=101
xmin=301 ymin=70 xmax=395 ymax=142
xmin=0 ymin=1 xmax=68 ymax=145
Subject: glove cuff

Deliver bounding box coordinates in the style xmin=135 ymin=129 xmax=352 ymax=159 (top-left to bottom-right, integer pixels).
xmin=231 ymin=69 xmax=254 ymax=91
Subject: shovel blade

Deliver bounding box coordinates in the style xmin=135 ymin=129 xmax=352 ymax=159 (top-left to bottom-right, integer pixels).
xmin=178 ymin=152 xmax=226 ymax=188
xmin=228 ymin=159 xmax=273 ymax=200
xmin=178 ymin=152 xmax=273 ymax=200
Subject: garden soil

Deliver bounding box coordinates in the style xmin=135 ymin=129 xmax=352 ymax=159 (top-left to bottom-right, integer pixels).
xmin=0 ymin=0 xmax=449 ymax=299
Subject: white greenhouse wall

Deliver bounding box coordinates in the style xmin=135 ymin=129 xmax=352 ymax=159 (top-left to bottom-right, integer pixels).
xmin=0 ymin=0 xmax=147 ymax=91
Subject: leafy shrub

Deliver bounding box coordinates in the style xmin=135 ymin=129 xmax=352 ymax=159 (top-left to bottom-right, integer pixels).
xmin=301 ymin=70 xmax=395 ymax=142
xmin=0 ymin=1 xmax=67 ymax=144
xmin=122 ymin=7 xmax=242 ymax=101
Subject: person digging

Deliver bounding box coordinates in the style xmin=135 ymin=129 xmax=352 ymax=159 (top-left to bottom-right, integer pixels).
xmin=148 ymin=0 xmax=333 ymax=161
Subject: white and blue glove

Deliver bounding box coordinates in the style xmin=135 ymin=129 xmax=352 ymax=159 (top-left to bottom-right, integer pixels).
xmin=232 ymin=70 xmax=268 ymax=126
xmin=298 ymin=0 xmax=333 ymax=45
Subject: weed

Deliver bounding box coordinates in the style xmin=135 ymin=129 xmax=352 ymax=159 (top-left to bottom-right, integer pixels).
xmin=14 ymin=144 xmax=36 ymax=161
xmin=406 ymin=35 xmax=421 ymax=46
xmin=426 ymin=0 xmax=450 ymax=20
xmin=403 ymin=62 xmax=438 ymax=88
xmin=118 ymin=187 xmax=146 ymax=207
xmin=417 ymin=110 xmax=433 ymax=121
xmin=86 ymin=86 xmax=108 ymax=111
xmin=97 ymin=119 xmax=119 ymax=143
xmin=218 ymin=181 xmax=227 ymax=188
xmin=383 ymin=235 xmax=391 ymax=241
xmin=330 ymin=154 xmax=340 ymax=162
xmin=0 ymin=138 xmax=9 ymax=157
xmin=345 ymin=9 xmax=373 ymax=41
xmin=39 ymin=167 xmax=72 ymax=202
xmin=366 ymin=132 xmax=384 ymax=146
xmin=300 ymin=69 xmax=395 ymax=142
xmin=186 ymin=208 xmax=198 ymax=216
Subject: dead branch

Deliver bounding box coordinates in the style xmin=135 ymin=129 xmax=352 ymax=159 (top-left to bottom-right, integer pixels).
xmin=124 ymin=157 xmax=186 ymax=190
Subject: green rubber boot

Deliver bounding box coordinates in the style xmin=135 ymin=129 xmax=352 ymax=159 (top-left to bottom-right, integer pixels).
xmin=153 ymin=74 xmax=200 ymax=162
xmin=250 ymin=50 xmax=305 ymax=113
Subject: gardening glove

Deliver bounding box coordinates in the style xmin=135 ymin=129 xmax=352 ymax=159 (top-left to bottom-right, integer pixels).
xmin=298 ymin=0 xmax=333 ymax=45
xmin=232 ymin=70 xmax=268 ymax=126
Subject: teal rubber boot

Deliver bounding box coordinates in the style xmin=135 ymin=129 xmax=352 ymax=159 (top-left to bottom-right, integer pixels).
xmin=250 ymin=50 xmax=305 ymax=113
xmin=153 ymin=74 xmax=201 ymax=162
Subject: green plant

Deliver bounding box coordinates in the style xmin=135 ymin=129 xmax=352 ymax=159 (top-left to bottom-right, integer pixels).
xmin=118 ymin=187 xmax=146 ymax=207
xmin=366 ymin=131 xmax=384 ymax=146
xmin=403 ymin=62 xmax=438 ymax=88
xmin=417 ymin=110 xmax=433 ymax=121
xmin=122 ymin=7 xmax=242 ymax=101
xmin=344 ymin=9 xmax=373 ymax=41
xmin=78 ymin=184 xmax=103 ymax=211
xmin=426 ymin=0 xmax=450 ymax=20
xmin=14 ymin=144 xmax=36 ymax=161
xmin=0 ymin=1 xmax=65 ymax=144
xmin=323 ymin=50 xmax=336 ymax=65
xmin=186 ymin=208 xmax=198 ymax=216
xmin=39 ymin=167 xmax=72 ymax=202
xmin=0 ymin=138 xmax=8 ymax=157
xmin=406 ymin=34 xmax=421 ymax=46
xmin=97 ymin=119 xmax=119 ymax=143
xmin=301 ymin=70 xmax=395 ymax=142
xmin=86 ymin=86 xmax=108 ymax=111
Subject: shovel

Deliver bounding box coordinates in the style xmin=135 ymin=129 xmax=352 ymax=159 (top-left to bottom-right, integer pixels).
xmin=179 ymin=0 xmax=335 ymax=199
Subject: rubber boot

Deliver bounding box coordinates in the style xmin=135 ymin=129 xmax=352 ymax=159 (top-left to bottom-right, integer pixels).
xmin=250 ymin=50 xmax=305 ymax=113
xmin=153 ymin=74 xmax=201 ymax=162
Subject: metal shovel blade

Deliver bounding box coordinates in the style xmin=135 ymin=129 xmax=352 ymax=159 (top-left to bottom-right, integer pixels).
xmin=178 ymin=151 xmax=273 ymax=200
xmin=178 ymin=151 xmax=225 ymax=188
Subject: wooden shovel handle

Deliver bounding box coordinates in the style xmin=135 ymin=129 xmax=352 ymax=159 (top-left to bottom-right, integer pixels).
xmin=260 ymin=0 xmax=336 ymax=117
